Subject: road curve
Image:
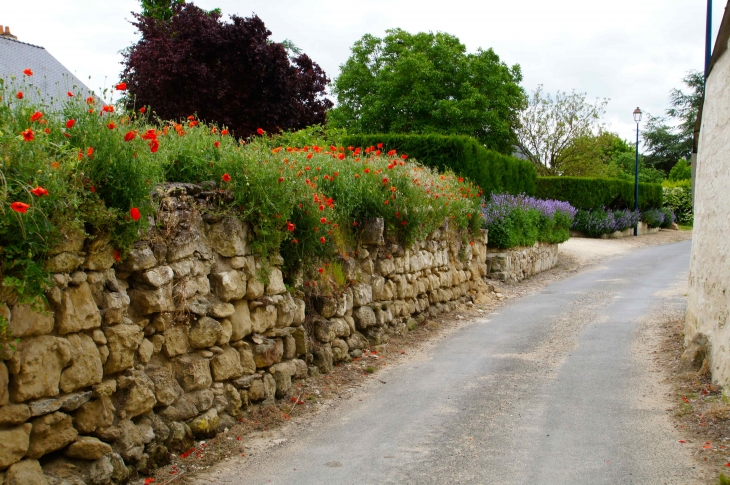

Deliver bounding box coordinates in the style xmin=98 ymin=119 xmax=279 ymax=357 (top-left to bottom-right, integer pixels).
xmin=194 ymin=240 xmax=697 ymax=485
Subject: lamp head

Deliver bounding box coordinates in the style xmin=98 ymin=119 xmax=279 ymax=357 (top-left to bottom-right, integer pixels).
xmin=633 ymin=107 xmax=642 ymax=123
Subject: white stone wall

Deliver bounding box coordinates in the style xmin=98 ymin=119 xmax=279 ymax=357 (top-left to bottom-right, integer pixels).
xmin=484 ymin=242 xmax=559 ymax=283
xmin=685 ymin=39 xmax=730 ymax=385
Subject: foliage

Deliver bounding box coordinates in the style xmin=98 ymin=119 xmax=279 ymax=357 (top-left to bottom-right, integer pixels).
xmin=607 ymin=149 xmax=667 ymax=184
xmin=514 ymin=86 xmax=609 ymax=175
xmin=535 ymin=177 xmax=664 ymax=211
xmin=663 ymin=186 xmax=693 ymax=225
xmin=342 ymin=133 xmax=537 ymax=197
xmin=1 ymin=73 xmax=482 ymax=302
xmin=121 ymin=5 xmax=332 ymax=139
xmin=329 ymin=29 xmax=525 ymax=154
xmin=659 ymin=207 xmax=675 ymax=228
xmin=641 ymin=208 xmax=668 ymax=228
xmin=139 ymin=0 xmax=184 ymax=21
xmin=480 ymin=194 xmax=576 ymax=249
xmin=662 ymin=178 xmax=691 ymax=188
xmin=571 ymin=208 xmax=640 ymax=237
xmin=668 ymin=158 xmax=692 ymax=181
xmin=643 ymin=71 xmax=703 ymax=173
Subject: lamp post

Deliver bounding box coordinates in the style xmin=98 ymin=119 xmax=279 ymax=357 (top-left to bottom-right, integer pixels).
xmin=633 ymin=107 xmax=642 ymax=236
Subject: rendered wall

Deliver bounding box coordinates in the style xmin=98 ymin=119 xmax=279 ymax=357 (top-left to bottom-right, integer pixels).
xmin=684 ymin=39 xmax=730 ymax=384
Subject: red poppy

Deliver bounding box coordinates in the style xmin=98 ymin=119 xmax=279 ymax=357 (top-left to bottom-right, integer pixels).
xmin=10 ymin=202 xmax=30 ymax=213
xmin=338 ymin=153 xmax=345 ymax=160
xmin=87 ymin=147 xmax=94 ymax=157
xmin=221 ymin=129 xmax=229 ymax=135
xmin=107 ymin=122 xmax=116 ymax=130
xmin=214 ymin=141 xmax=220 ymax=148
xmin=102 ymin=105 xmax=114 ymax=113
xmin=44 ymin=128 xmax=51 ymax=134
xmin=130 ymin=208 xmax=141 ymax=221
xmin=318 ymin=204 xmax=324 ymax=211
xmin=222 ymin=173 xmax=231 ymax=182
xmin=458 ymin=177 xmax=464 ymax=182
xmin=23 ymin=68 xmax=33 ymax=76
xmin=400 ymin=154 xmax=408 ymax=160
xmin=66 ymin=119 xmax=76 ymax=128
xmin=286 ymin=222 xmax=295 ymax=231
xmin=30 ymin=111 xmax=42 ymax=122
xmin=86 ymin=96 xmax=95 ymax=104
xmin=149 ymin=140 xmax=159 ymax=152
xmin=141 ymin=129 xmax=157 ymax=140
xmin=375 ymin=150 xmax=381 ymax=156
xmin=30 ymin=186 xmax=49 ymax=197
xmin=320 ymin=217 xmax=327 ymax=224
xmin=114 ymin=249 xmax=121 ymax=262
xmin=377 ymin=143 xmax=383 ymax=149
xmin=22 ymin=128 xmax=34 ymax=142
xmin=67 ymin=91 xmax=74 ymax=97
xmin=278 ymin=177 xmax=284 ymax=183
xmin=115 ymin=82 xmax=127 ymax=91
xmin=256 ymin=128 xmax=264 ymax=135
xmin=382 ymin=177 xmax=388 ymax=184
xmin=139 ymin=107 xmax=146 ymax=113
xmin=16 ymin=91 xmax=23 ymax=99
xmin=319 ymin=236 xmax=326 ymax=243
xmin=318 ymin=268 xmax=324 ymax=274
xmin=144 ymin=479 xmax=155 ymax=485
xmin=124 ymin=131 xmax=136 ymax=142
xmin=189 ymin=121 xmax=199 ymax=127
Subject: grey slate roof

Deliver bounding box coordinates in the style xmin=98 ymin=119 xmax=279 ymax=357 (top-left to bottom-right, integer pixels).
xmin=0 ymin=36 xmax=93 ymax=105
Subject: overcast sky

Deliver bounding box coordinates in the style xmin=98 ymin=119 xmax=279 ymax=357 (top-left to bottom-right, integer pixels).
xmin=3 ymin=0 xmax=725 ymax=142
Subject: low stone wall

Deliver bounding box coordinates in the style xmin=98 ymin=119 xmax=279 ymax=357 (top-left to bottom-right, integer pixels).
xmin=0 ymin=183 xmax=489 ymax=484
xmin=570 ymin=222 xmax=660 ymax=239
xmin=484 ymin=242 xmax=559 ymax=282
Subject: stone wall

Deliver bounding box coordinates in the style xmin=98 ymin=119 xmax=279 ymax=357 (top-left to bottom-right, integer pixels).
xmin=684 ymin=26 xmax=730 ymax=386
xmin=570 ymin=221 xmax=660 ymax=240
xmin=484 ymin=242 xmax=559 ymax=282
xmin=0 ymin=183 xmax=489 ymax=484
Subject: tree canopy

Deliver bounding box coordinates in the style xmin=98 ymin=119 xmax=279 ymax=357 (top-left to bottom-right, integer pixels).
xmin=514 ymin=86 xmax=608 ymax=176
xmin=328 ymin=29 xmax=525 ymax=154
xmin=121 ymin=4 xmax=332 ymax=139
xmin=642 ymin=70 xmax=703 ymax=173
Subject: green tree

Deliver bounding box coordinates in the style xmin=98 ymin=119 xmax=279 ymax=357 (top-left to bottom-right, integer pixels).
xmin=514 ymin=86 xmax=609 ymax=175
xmin=668 ymin=158 xmax=692 ymax=181
xmin=557 ymin=131 xmax=630 ymax=177
xmin=139 ymin=0 xmax=184 ymax=21
xmin=328 ymin=29 xmax=525 ymax=154
xmin=642 ymin=70 xmax=703 ymax=173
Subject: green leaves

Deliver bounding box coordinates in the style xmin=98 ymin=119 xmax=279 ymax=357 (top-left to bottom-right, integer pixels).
xmin=329 ymin=29 xmax=524 ymax=154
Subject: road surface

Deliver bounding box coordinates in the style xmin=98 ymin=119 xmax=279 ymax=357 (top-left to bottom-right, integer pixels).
xmin=193 ymin=240 xmax=697 ymax=484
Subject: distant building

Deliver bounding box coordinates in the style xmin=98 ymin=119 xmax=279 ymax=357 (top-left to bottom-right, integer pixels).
xmin=0 ymin=24 xmax=93 ymax=103
xmin=683 ymin=1 xmax=730 ymax=385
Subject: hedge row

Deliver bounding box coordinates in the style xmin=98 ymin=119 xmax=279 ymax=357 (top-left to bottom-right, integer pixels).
xmin=535 ymin=177 xmax=663 ymax=211
xmin=341 ymin=134 xmax=537 ymax=196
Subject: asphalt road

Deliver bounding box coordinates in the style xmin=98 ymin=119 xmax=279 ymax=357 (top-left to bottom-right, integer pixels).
xmin=198 ymin=240 xmax=698 ymax=485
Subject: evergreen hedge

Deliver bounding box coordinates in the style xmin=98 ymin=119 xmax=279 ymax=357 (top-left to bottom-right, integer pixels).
xmin=342 ymin=134 xmax=537 ymax=196
xmin=535 ymin=177 xmax=663 ymax=211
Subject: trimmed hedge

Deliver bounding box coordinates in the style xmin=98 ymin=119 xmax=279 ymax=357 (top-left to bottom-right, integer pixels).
xmin=535 ymin=177 xmax=663 ymax=211
xmin=342 ymin=134 xmax=537 ymax=196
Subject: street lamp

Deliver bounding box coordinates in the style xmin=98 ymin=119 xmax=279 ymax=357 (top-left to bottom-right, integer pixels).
xmin=633 ymin=107 xmax=642 ymax=236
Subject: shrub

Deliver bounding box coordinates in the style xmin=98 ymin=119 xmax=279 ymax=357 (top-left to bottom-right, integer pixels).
xmin=668 ymin=158 xmax=692 ymax=181
xmin=341 ymin=134 xmax=537 ymax=197
xmin=535 ymin=177 xmax=663 ymax=211
xmin=641 ymin=209 xmax=666 ymax=228
xmin=659 ymin=207 xmax=676 ymax=228
xmin=481 ymin=194 xmax=576 ymax=249
xmin=571 ymin=208 xmax=640 ymax=237
xmin=663 ymin=186 xmax=693 ymax=225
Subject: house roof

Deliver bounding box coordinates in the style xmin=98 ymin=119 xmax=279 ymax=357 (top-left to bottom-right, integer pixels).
xmin=0 ymin=35 xmax=93 ymax=104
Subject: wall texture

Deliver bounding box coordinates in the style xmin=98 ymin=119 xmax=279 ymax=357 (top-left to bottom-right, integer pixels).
xmin=0 ymin=183 xmax=496 ymax=484
xmin=485 ymin=242 xmax=559 ymax=282
xmin=684 ymin=35 xmax=730 ymax=384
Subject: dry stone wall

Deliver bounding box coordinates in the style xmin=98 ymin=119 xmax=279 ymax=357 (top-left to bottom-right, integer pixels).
xmin=0 ymin=183 xmax=491 ymax=484
xmin=484 ymin=242 xmax=559 ymax=282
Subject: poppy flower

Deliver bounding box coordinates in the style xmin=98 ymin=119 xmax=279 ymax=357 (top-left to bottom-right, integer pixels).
xmin=338 ymin=153 xmax=345 ymax=160
xmin=319 ymin=236 xmax=326 ymax=243
xmin=67 ymin=91 xmax=74 ymax=97
xmin=66 ymin=119 xmax=76 ymax=128
xmin=278 ymin=177 xmax=284 ymax=183
xmin=400 ymin=154 xmax=408 ymax=160
xmin=458 ymin=177 xmax=464 ymax=182
xmin=30 ymin=186 xmax=49 ymax=197
xmin=286 ymin=222 xmax=295 ymax=231
xmin=114 ymin=249 xmax=121 ymax=262
xmin=222 ymin=173 xmax=231 ymax=182
xmin=16 ymin=91 xmax=23 ymax=99
xmin=320 ymin=217 xmax=327 ymax=224
xmin=214 ymin=141 xmax=220 ymax=148
xmin=130 ymin=208 xmax=141 ymax=221
xmin=149 ymin=140 xmax=159 ymax=152
xmin=144 ymin=479 xmax=155 ymax=485
xmin=124 ymin=131 xmax=136 ymax=142
xmin=11 ymin=201 xmax=30 ymax=213
xmin=375 ymin=150 xmax=381 ymax=156
xmin=102 ymin=105 xmax=114 ymax=113
xmin=318 ymin=267 xmax=324 ymax=274
xmin=115 ymin=82 xmax=127 ymax=91
xmin=86 ymin=97 xmax=95 ymax=104
xmin=107 ymin=122 xmax=116 ymax=130
xmin=139 ymin=107 xmax=146 ymax=113
xmin=377 ymin=143 xmax=383 ymax=149
xmin=22 ymin=128 xmax=34 ymax=142
xmin=382 ymin=177 xmax=388 ymax=184
xmin=318 ymin=204 xmax=324 ymax=211
xmin=221 ymin=129 xmax=229 ymax=135
xmin=23 ymin=68 xmax=33 ymax=76
xmin=388 ymin=149 xmax=397 ymax=156
xmin=256 ymin=128 xmax=264 ymax=135
xmin=87 ymin=147 xmax=94 ymax=157
xmin=189 ymin=121 xmax=199 ymax=127
xmin=44 ymin=128 xmax=51 ymax=134
xmin=30 ymin=111 xmax=42 ymax=122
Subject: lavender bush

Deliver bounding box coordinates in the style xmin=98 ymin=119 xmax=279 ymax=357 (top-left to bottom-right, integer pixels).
xmin=481 ymin=194 xmax=577 ymax=249
xmin=571 ymin=208 xmax=641 ymax=237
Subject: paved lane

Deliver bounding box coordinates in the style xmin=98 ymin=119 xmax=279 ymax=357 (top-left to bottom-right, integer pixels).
xmin=195 ymin=240 xmax=697 ymax=485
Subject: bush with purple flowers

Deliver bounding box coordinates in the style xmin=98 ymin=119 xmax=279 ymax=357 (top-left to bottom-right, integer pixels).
xmin=481 ymin=194 xmax=577 ymax=249
xmin=571 ymin=208 xmax=640 ymax=237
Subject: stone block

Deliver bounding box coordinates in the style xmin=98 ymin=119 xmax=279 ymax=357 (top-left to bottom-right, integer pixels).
xmin=250 ymin=305 xmax=277 ymax=334
xmin=252 ymin=338 xmax=283 ymax=368
xmin=145 ymin=365 xmax=184 ymax=407
xmin=137 ymin=265 xmax=174 ymax=288
xmin=313 ymin=345 xmax=333 ymax=374
xmin=60 ymin=333 xmax=103 ymax=393
xmin=117 ymin=369 xmax=156 ymax=418
xmin=119 ymin=246 xmax=157 ymax=272
xmin=0 ymin=404 xmax=30 ymax=426
xmin=0 ymin=360 xmax=7 ymax=406
xmin=351 ymin=283 xmax=373 ymax=307
xmin=55 ymin=282 xmax=102 ymax=335
xmin=128 ymin=284 xmax=175 ymax=315
xmin=360 ymin=218 xmax=384 ymax=245
xmin=208 ymin=217 xmax=249 ymax=257
xmin=313 ymin=318 xmax=335 ymax=343
xmin=210 ymin=270 xmax=247 ymax=302
xmin=73 ymin=397 xmax=115 ymax=434
xmin=7 ymin=336 xmax=72 ymax=403
xmin=26 ymin=411 xmax=78 ymax=459
xmin=163 ymin=325 xmax=189 ymax=358
xmin=8 ymin=301 xmax=54 ymax=338
xmin=5 ymin=459 xmax=48 ymax=485
xmin=238 ymin=347 xmax=256 ymax=375
xmin=265 ymin=268 xmax=286 ymax=295
xmin=352 ymin=306 xmax=376 ymax=330
xmin=174 ymin=354 xmax=212 ymax=392
xmin=188 ymin=316 xmax=222 ymax=349
xmin=103 ymin=324 xmax=143 ymax=375
xmin=65 ymin=436 xmax=112 ymax=460
xmin=211 ymin=347 xmax=245 ymax=381
xmin=0 ymin=423 xmax=31 ymax=470
xmin=187 ymin=408 xmax=218 ymax=438
xmin=246 ymin=277 xmax=265 ymax=299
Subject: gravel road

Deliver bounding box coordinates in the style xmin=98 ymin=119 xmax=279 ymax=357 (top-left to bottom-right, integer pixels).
xmin=189 ymin=236 xmax=697 ymax=485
